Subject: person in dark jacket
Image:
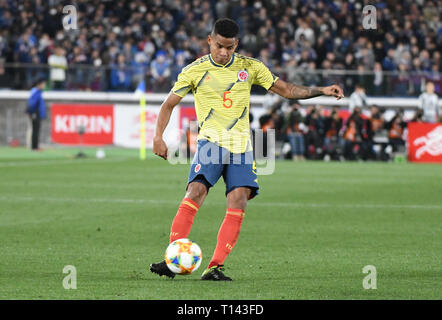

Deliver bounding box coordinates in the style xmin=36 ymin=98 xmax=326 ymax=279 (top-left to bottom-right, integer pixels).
xmin=386 ymin=111 xmax=407 ymax=153
xmin=286 ymin=102 xmax=306 ymax=161
xmin=324 ymin=106 xmax=343 ymax=160
xmin=303 ymin=106 xmax=324 ymax=159
xmin=343 ymin=106 xmax=364 ymax=160
xmin=26 ymin=77 xmax=46 ymax=150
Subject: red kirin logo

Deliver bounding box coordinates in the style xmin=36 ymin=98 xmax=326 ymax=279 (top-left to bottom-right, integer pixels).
xmin=413 ymin=126 xmax=442 ymax=159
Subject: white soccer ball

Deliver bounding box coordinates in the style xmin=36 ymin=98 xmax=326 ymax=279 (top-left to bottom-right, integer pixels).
xmin=165 ymin=238 xmax=202 ymax=275
xmin=96 ymin=148 xmax=106 ymax=159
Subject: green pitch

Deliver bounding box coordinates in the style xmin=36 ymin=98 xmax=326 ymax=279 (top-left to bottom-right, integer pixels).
xmin=0 ymin=147 xmax=441 ymax=299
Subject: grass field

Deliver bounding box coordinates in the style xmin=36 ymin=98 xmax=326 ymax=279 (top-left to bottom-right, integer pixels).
xmin=0 ymin=146 xmax=441 ymax=300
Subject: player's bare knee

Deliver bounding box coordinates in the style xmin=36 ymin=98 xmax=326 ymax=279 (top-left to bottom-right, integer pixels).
xmin=227 ymin=188 xmax=249 ymax=211
xmin=186 ymin=182 xmax=207 ymax=205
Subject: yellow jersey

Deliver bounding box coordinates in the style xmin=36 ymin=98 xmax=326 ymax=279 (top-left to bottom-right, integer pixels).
xmin=171 ymin=53 xmax=278 ymax=154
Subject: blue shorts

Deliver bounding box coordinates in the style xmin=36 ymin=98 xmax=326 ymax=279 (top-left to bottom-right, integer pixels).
xmin=187 ymin=140 xmax=259 ymax=199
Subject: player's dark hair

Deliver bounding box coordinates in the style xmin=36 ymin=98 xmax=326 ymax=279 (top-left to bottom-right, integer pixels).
xmin=212 ymin=18 xmax=239 ymax=38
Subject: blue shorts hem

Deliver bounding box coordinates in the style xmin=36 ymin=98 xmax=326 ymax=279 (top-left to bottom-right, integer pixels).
xmin=187 ymin=174 xmax=212 ymax=193
xmin=225 ymin=185 xmax=259 ymax=200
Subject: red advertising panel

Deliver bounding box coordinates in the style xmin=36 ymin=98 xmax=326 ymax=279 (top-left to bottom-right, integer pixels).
xmin=51 ymin=104 xmax=114 ymax=145
xmin=179 ymin=105 xmax=197 ymax=130
xmin=408 ymin=122 xmax=442 ymax=163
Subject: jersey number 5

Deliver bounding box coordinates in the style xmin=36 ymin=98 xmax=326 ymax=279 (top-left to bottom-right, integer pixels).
xmin=223 ymin=91 xmax=233 ymax=108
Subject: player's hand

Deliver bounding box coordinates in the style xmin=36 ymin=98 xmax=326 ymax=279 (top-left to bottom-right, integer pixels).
xmin=323 ymin=85 xmax=344 ymax=100
xmin=153 ymin=136 xmax=168 ymax=160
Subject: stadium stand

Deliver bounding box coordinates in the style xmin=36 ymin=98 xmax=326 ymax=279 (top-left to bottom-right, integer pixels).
xmin=0 ymin=0 xmax=440 ymax=161
xmin=0 ymin=0 xmax=440 ymax=94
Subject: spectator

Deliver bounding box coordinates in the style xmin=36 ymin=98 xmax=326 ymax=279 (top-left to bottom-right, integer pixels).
xmin=359 ymin=112 xmax=375 ymax=161
xmin=373 ymin=62 xmax=384 ymax=96
xmin=343 ymin=106 xmax=364 ymax=160
xmin=89 ymin=49 xmax=104 ymax=91
xmin=419 ymin=50 xmax=432 ymax=72
xmin=348 ymin=84 xmax=368 ymax=113
xmin=386 ymin=111 xmax=407 ymax=153
xmin=393 ymin=63 xmax=409 ymax=96
xmin=26 ymin=47 xmax=44 ymax=89
xmin=132 ymin=51 xmax=150 ymax=89
xmin=48 ymin=46 xmax=67 ymax=90
xmin=382 ymin=49 xmax=396 ymax=71
xmin=171 ymin=51 xmax=187 ymax=84
xmin=410 ymin=57 xmax=423 ymax=95
xmin=69 ymin=46 xmax=89 ymax=90
xmin=294 ymin=19 xmax=315 ymax=46
xmin=369 ymin=106 xmax=385 ymax=135
xmin=26 ymin=76 xmax=46 ymax=151
xmin=418 ymin=82 xmax=440 ymax=123
xmin=323 ymin=106 xmax=343 ymax=160
xmin=343 ymin=53 xmax=357 ymax=92
xmin=110 ymin=54 xmax=131 ymax=91
xmin=150 ymin=50 xmax=171 ymax=93
xmin=286 ymin=102 xmax=306 ymax=161
xmin=303 ymin=106 xmax=324 ymax=159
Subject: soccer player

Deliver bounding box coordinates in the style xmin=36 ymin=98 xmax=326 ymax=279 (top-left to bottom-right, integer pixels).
xmin=418 ymin=82 xmax=439 ymax=123
xmin=150 ymin=18 xmax=344 ymax=281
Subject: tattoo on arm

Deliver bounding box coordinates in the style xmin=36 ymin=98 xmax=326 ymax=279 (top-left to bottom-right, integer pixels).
xmin=287 ymin=84 xmax=323 ymax=99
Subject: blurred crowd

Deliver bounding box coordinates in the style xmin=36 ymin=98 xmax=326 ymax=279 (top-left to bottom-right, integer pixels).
xmin=0 ymin=0 xmax=441 ymax=94
xmin=257 ymin=81 xmax=441 ymax=161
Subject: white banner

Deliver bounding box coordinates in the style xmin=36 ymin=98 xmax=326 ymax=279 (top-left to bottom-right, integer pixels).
xmin=114 ymin=104 xmax=180 ymax=149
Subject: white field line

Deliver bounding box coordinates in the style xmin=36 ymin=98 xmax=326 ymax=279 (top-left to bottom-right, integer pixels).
xmin=0 ymin=195 xmax=440 ymax=210
xmin=0 ymin=158 xmax=130 ymax=168
xmin=0 ymin=181 xmax=182 ymax=190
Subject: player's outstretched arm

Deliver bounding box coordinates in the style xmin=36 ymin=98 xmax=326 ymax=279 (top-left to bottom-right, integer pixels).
xmin=153 ymin=92 xmax=183 ymax=160
xmin=269 ymin=79 xmax=344 ymax=100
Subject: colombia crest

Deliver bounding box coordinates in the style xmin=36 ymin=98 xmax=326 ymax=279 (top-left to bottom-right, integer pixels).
xmin=237 ymin=70 xmax=249 ymax=82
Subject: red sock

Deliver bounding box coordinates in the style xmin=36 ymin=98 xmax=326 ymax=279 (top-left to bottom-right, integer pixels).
xmin=169 ymin=198 xmax=199 ymax=243
xmin=208 ymin=209 xmax=244 ymax=268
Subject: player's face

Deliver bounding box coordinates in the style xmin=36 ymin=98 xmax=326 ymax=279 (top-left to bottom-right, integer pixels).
xmin=426 ymin=82 xmax=434 ymax=93
xmin=208 ymin=34 xmax=238 ymax=65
